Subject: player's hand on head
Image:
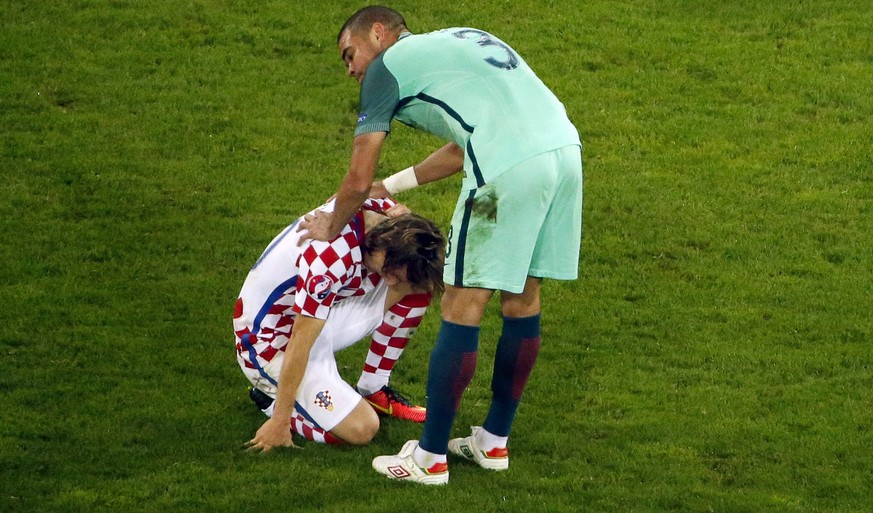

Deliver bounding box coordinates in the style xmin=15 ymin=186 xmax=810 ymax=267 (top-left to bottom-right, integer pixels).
xmin=297 ymin=210 xmax=337 ymax=245
xmin=369 ymin=181 xmax=390 ymax=199
xmin=385 ymin=203 xmax=411 ymax=218
xmin=246 ymin=417 xmax=297 ymax=453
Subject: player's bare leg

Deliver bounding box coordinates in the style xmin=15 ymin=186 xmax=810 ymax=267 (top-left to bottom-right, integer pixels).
xmin=440 ymin=285 xmax=493 ymax=326
xmin=329 ymin=398 xmax=380 ymax=445
xmin=499 ymin=276 xmax=541 ymax=318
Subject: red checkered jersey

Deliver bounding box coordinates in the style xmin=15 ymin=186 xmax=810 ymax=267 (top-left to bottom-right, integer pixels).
xmin=233 ymin=198 xmax=397 ymax=347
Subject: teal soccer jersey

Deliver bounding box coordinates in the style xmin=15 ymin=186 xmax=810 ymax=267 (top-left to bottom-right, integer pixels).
xmin=355 ymin=28 xmax=580 ymax=191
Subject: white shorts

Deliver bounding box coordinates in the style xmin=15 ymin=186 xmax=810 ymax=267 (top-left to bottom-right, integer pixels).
xmin=238 ymin=280 xmax=389 ymax=431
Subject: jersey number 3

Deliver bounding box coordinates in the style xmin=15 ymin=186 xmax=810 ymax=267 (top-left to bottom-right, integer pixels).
xmin=452 ymin=29 xmax=519 ymax=70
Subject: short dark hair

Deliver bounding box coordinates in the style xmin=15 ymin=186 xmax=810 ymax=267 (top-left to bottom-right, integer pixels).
xmin=364 ymin=213 xmax=445 ymax=294
xmin=337 ymin=6 xmax=408 ymax=45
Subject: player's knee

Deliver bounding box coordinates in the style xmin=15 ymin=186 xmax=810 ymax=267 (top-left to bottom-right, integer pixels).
xmin=336 ymin=403 xmax=380 ymax=445
xmin=501 ymin=299 xmax=540 ymax=318
xmin=343 ymin=415 xmax=380 ymax=445
xmin=441 ymin=286 xmax=491 ymax=325
xmin=500 ymin=278 xmax=541 ymax=317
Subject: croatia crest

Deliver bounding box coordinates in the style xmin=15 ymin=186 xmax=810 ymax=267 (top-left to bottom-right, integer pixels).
xmin=314 ymin=390 xmax=334 ymax=411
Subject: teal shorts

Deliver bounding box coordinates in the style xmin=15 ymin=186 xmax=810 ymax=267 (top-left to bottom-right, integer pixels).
xmin=444 ymin=145 xmax=583 ymax=293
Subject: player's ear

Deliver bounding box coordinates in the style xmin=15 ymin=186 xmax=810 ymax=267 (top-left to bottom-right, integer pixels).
xmin=371 ymin=22 xmax=385 ymax=44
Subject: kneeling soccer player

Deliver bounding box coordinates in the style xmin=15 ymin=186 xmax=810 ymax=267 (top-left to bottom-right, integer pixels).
xmin=235 ymin=198 xmax=445 ymax=450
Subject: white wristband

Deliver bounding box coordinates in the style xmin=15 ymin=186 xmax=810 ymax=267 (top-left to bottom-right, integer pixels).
xmin=382 ymin=166 xmax=419 ymax=195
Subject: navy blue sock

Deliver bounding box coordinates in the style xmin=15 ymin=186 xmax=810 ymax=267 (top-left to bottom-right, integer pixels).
xmin=483 ymin=314 xmax=541 ymax=437
xmin=419 ymin=320 xmax=480 ymax=454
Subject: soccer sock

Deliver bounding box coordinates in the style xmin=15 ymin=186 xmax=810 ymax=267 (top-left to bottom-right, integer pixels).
xmin=413 ymin=444 xmax=447 ymax=469
xmin=290 ymin=409 xmax=342 ymax=446
xmin=482 ymin=314 xmax=541 ymax=438
xmin=475 ymin=428 xmax=509 ymax=452
xmin=418 ymin=320 xmax=480 ymax=456
xmin=356 ymin=293 xmax=431 ymax=396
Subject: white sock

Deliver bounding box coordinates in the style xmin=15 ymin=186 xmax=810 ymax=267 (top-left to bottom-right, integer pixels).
xmin=476 ymin=428 xmax=508 ymax=451
xmin=413 ymin=444 xmax=447 ymax=468
xmin=355 ymin=373 xmax=388 ymax=396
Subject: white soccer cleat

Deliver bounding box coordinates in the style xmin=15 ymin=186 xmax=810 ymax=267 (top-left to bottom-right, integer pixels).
xmin=372 ymin=440 xmax=449 ymax=485
xmin=448 ymin=426 xmax=510 ymax=471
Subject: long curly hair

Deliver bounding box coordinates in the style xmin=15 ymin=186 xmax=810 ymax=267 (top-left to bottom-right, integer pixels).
xmin=363 ymin=213 xmax=445 ymax=294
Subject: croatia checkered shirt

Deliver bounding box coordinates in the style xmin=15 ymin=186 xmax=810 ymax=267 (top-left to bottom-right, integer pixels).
xmin=233 ymin=197 xmax=397 ymax=350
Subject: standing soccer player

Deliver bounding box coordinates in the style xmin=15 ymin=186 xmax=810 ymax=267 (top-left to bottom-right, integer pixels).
xmin=239 ymin=198 xmax=444 ymax=451
xmin=299 ymin=6 xmax=582 ymax=484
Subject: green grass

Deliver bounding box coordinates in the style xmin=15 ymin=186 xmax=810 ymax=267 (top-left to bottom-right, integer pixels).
xmin=2 ymin=1 xmax=871 ymax=512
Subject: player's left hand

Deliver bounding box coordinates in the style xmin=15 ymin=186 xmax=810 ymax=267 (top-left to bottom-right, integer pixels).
xmin=246 ymin=417 xmax=298 ymax=453
xmin=297 ymin=209 xmax=338 ymax=244
xmin=385 ymin=203 xmax=411 ymax=218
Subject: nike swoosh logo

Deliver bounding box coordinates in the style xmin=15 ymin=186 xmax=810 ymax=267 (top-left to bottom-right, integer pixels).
xmin=367 ymin=399 xmax=393 ymax=415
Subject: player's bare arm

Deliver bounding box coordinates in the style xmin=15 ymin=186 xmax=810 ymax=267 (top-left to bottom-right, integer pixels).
xmin=299 ymin=131 xmax=386 ymax=242
xmin=372 ymin=142 xmax=465 ymax=197
xmin=246 ymin=314 xmax=327 ymax=452
xmin=414 ymin=142 xmax=465 ymax=183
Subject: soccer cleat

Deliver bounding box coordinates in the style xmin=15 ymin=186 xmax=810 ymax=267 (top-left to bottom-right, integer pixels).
xmin=249 ymin=387 xmax=275 ymax=411
xmin=372 ymin=440 xmax=449 ymax=485
xmin=362 ymin=385 xmax=427 ymax=423
xmin=448 ymin=426 xmax=510 ymax=471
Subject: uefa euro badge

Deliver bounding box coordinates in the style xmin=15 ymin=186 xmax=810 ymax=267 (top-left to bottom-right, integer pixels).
xmin=315 ymin=390 xmax=334 ymax=411
xmin=306 ymin=274 xmax=334 ymax=301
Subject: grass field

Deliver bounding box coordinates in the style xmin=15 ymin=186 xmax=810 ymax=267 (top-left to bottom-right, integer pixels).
xmin=2 ymin=1 xmax=871 ymax=512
